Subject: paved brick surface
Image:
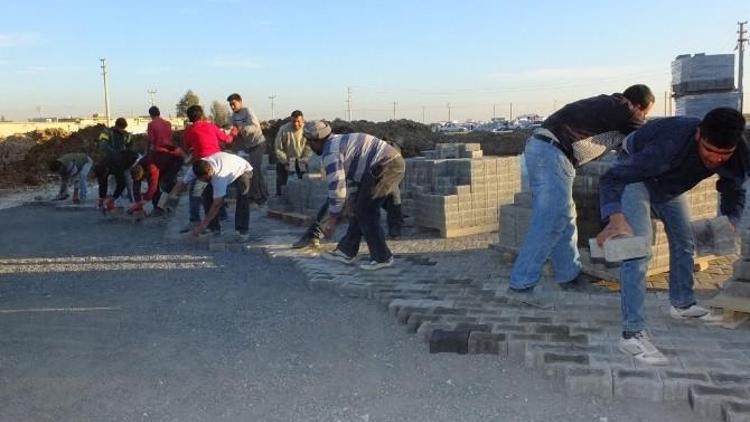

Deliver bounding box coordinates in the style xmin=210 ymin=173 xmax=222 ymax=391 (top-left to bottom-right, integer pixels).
xmin=172 ymin=200 xmax=750 ymax=422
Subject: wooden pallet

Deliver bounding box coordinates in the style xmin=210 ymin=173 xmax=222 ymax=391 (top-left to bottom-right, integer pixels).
xmin=706 ymin=293 xmax=750 ymax=329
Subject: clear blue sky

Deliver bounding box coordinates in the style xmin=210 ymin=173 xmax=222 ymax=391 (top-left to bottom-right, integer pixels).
xmin=0 ymin=0 xmax=748 ymax=122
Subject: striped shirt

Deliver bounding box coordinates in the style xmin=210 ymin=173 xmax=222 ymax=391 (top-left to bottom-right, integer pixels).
xmin=322 ymin=133 xmax=400 ymax=216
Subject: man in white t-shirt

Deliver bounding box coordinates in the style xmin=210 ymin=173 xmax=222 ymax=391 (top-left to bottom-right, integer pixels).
xmin=179 ymin=152 xmax=253 ymax=240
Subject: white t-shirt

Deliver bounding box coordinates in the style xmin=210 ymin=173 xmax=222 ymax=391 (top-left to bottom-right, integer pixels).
xmin=182 ymin=152 xmax=253 ymax=198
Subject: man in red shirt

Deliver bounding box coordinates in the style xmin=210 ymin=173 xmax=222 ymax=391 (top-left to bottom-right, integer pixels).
xmin=168 ymin=105 xmax=237 ymax=231
xmin=147 ymin=106 xmax=173 ymax=152
xmin=129 ymin=106 xmax=183 ymax=215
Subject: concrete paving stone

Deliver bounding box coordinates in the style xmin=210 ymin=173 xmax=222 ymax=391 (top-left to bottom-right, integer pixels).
xmin=689 ymin=384 xmax=750 ymax=421
xmin=429 ymin=329 xmax=470 ymax=354
xmin=467 ymin=331 xmax=507 ymax=355
xmin=416 ymin=321 xmax=456 ymax=343
xmin=709 ymin=371 xmax=750 ymax=387
xmin=517 ymin=316 xmax=554 ymax=324
xmin=405 ymin=313 xmax=441 ymax=333
xmin=589 ymin=353 xmax=636 ymax=370
xmin=533 ymin=324 xmax=571 ymax=335
xmin=338 ymin=281 xmax=371 ymax=298
xmin=564 ymin=367 xmax=614 ymax=399
xmin=660 ymin=370 xmax=711 ymax=401
xmin=681 ymin=358 xmax=750 ymax=371
xmin=478 ymin=316 xmax=514 ymax=324
xmin=613 ymin=369 xmax=664 ymax=401
xmin=722 ymin=400 xmax=750 ymax=422
xmin=491 ymin=323 xmax=529 ymax=333
xmin=547 ymin=333 xmax=590 ymax=345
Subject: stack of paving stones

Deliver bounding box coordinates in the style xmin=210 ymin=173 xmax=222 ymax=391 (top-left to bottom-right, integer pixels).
xmin=171 ymin=193 xmax=750 ymax=421
xmin=497 ymin=152 xmax=722 ymax=278
xmin=402 ymin=143 xmax=522 ymax=238
xmin=672 ymin=53 xmax=741 ymax=119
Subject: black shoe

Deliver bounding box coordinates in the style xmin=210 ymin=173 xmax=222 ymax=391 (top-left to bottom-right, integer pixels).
xmin=291 ymin=236 xmax=320 ymax=249
xmin=559 ymin=274 xmax=607 ymax=294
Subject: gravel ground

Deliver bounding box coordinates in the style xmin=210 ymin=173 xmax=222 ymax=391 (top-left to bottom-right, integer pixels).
xmin=0 ymin=206 xmax=701 ymax=422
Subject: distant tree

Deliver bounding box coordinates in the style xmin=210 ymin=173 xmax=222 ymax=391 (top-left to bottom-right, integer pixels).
xmin=0 ymin=115 xmax=5 ymax=122
xmin=176 ymin=90 xmax=200 ymax=118
xmin=210 ymin=100 xmax=231 ymax=127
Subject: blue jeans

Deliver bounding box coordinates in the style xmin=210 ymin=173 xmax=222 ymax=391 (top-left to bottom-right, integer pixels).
xmin=619 ymin=182 xmax=696 ymax=332
xmin=510 ymin=137 xmax=580 ymax=289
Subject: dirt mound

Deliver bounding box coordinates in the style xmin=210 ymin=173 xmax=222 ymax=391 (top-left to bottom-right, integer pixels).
xmin=439 ymin=130 xmax=531 ymax=157
xmin=0 ymin=125 xmax=153 ymax=189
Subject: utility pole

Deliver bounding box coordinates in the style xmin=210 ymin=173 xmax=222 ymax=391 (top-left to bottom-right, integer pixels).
xmin=147 ymin=89 xmax=157 ymax=107
xmin=737 ymin=21 xmax=748 ymax=111
xmin=268 ymin=95 xmax=276 ymax=120
xmin=392 ymin=101 xmax=397 ymax=120
xmin=509 ymin=102 xmax=513 ymax=121
xmin=422 ymin=106 xmax=426 ymax=124
xmin=345 ymin=87 xmax=352 ymax=121
xmin=492 ymin=103 xmax=496 ymax=120
xmin=664 ymin=91 xmax=668 ymax=116
xmin=100 ymin=58 xmax=111 ymax=126
xmin=446 ymin=103 xmax=451 ymax=121
xmin=668 ymin=90 xmax=673 ymax=116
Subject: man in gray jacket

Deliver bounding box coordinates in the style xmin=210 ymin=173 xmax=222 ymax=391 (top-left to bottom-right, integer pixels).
xmin=274 ymin=110 xmax=312 ymax=196
xmin=228 ymin=93 xmax=268 ymax=205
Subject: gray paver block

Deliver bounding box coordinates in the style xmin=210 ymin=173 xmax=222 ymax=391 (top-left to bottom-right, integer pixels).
xmin=468 ymin=331 xmax=506 ymax=355
xmin=595 ymin=236 xmax=649 ymax=262
xmin=723 ymin=400 xmax=750 ymax=422
xmin=564 ymin=367 xmax=614 ymax=399
xmin=660 ymin=370 xmax=710 ymax=401
xmin=689 ymin=384 xmax=750 ymax=421
xmin=613 ymin=369 xmax=663 ymax=401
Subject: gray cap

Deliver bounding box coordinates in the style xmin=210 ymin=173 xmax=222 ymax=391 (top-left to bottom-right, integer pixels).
xmin=303 ymin=120 xmax=332 ymax=141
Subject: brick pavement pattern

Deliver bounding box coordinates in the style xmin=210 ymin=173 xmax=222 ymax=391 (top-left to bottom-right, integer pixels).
xmin=169 ymin=198 xmax=750 ymax=421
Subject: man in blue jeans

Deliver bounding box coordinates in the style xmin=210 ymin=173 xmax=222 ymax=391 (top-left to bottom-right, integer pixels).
xmin=507 ymin=85 xmax=654 ymax=304
xmin=597 ymin=107 xmax=748 ymax=365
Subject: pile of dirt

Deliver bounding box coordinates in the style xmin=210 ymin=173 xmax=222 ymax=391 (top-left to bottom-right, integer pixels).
xmin=0 ymin=125 xmax=151 ymax=189
xmin=260 ymin=118 xmax=526 ymax=159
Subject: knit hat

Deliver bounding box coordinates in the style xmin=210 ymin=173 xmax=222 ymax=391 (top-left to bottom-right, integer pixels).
xmin=303 ymin=120 xmax=332 ymax=141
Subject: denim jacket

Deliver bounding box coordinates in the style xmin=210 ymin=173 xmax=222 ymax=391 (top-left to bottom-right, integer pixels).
xmin=600 ymin=117 xmax=748 ymax=225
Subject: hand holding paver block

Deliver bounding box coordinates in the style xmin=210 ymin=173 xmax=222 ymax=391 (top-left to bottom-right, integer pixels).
xmin=588 ymin=236 xmax=649 ymax=262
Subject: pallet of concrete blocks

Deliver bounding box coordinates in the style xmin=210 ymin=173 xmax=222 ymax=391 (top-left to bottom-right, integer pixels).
xmin=671 ymin=53 xmax=735 ymax=96
xmin=675 ymin=91 xmax=741 ymax=119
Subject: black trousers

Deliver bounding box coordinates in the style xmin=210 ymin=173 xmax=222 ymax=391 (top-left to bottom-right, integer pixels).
xmin=202 ymin=171 xmax=253 ymax=233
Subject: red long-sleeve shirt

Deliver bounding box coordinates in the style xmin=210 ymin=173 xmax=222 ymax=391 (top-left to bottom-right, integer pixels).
xmin=147 ymin=117 xmax=174 ymax=152
xmin=183 ymin=120 xmax=234 ymax=159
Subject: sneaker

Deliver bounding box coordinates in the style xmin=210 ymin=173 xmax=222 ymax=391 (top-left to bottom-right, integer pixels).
xmin=359 ymin=257 xmax=394 ymax=271
xmin=502 ymin=286 xmax=553 ymax=309
xmin=618 ymin=331 xmax=669 ymax=365
xmin=321 ymin=249 xmax=355 ymax=265
xmin=291 ymin=236 xmax=320 ymax=249
xmin=669 ymin=304 xmax=722 ymax=322
xmin=234 ymin=232 xmax=251 ymax=243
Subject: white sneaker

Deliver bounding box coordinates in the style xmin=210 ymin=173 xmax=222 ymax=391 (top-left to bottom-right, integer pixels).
xmin=618 ymin=331 xmax=669 ymax=366
xmin=321 ymin=249 xmax=355 ymax=265
xmin=359 ymin=257 xmax=394 ymax=271
xmin=669 ymin=304 xmax=722 ymax=322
